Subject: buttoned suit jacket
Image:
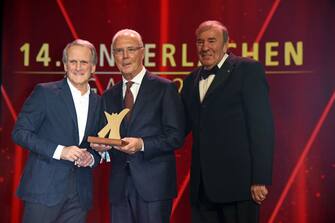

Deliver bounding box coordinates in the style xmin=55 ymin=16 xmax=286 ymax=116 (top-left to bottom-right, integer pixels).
xmin=101 ymin=71 xmax=185 ymax=204
xmin=12 ymin=78 xmax=101 ymax=209
xmin=181 ymin=53 xmax=274 ymax=204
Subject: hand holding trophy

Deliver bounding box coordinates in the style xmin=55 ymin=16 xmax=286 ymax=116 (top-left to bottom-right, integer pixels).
xmin=88 ymin=108 xmax=129 ymax=152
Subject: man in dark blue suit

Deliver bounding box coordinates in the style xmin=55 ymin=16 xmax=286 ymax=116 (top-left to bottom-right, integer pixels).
xmin=92 ymin=29 xmax=185 ymax=223
xmin=12 ymin=39 xmax=101 ymax=223
xmin=181 ymin=20 xmax=274 ymax=223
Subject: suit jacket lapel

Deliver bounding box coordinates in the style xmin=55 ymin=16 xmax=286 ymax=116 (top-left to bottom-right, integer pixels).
xmin=59 ymin=79 xmax=78 ymax=128
xmin=128 ymin=72 xmax=150 ymax=125
xmin=203 ymin=54 xmax=235 ymax=101
xmin=193 ymin=69 xmax=202 ymax=106
xmin=113 ymin=82 xmax=128 ymax=137
xmin=59 ymin=79 xmax=79 ymax=143
xmin=83 ymin=91 xmax=98 ymax=138
xmin=113 ymin=82 xmax=124 ymax=111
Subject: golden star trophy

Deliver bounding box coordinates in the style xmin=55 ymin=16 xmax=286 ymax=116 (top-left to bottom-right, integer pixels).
xmin=88 ymin=108 xmax=129 ymax=146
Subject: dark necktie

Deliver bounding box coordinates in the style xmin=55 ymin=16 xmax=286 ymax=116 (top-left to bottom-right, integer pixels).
xmin=200 ymin=65 xmax=219 ymax=80
xmin=124 ymin=81 xmax=134 ymax=118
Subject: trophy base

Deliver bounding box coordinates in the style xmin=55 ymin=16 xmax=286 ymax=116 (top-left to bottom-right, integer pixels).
xmin=88 ymin=136 xmax=128 ymax=146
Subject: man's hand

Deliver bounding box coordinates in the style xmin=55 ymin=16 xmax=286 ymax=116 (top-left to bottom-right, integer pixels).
xmin=251 ymin=185 xmax=268 ymax=204
xmin=60 ymin=146 xmax=87 ymax=162
xmin=90 ymin=143 xmax=112 ymax=152
xmin=114 ymin=137 xmax=143 ymax=155
xmin=75 ymin=150 xmax=94 ymax=167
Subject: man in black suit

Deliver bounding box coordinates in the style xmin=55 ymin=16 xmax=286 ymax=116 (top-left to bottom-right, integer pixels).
xmin=181 ymin=20 xmax=274 ymax=223
xmin=12 ymin=39 xmax=101 ymax=223
xmin=92 ymin=29 xmax=185 ymax=223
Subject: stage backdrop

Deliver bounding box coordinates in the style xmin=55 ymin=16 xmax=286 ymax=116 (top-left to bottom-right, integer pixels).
xmin=1 ymin=0 xmax=335 ymax=222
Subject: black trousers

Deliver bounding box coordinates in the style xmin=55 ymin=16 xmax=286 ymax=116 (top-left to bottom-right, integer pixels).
xmin=192 ymin=180 xmax=259 ymax=223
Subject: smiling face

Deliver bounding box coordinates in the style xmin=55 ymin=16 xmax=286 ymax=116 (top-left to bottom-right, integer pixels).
xmin=64 ymin=45 xmax=96 ymax=91
xmin=196 ymin=27 xmax=228 ymax=69
xmin=113 ymin=32 xmax=144 ymax=80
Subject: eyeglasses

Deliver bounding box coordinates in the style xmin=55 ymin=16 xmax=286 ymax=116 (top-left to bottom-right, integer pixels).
xmin=113 ymin=46 xmax=143 ymax=56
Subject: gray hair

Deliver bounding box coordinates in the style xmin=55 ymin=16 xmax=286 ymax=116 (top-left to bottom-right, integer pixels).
xmin=195 ymin=20 xmax=229 ymax=43
xmin=62 ymin=39 xmax=97 ymax=65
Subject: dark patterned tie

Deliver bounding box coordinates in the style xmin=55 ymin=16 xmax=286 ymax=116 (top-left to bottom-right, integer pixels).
xmin=124 ymin=81 xmax=134 ymax=118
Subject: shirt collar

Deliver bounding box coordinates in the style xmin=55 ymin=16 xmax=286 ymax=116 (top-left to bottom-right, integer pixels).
xmin=122 ymin=66 xmax=146 ymax=86
xmin=217 ymin=53 xmax=229 ymax=69
xmin=67 ymin=78 xmax=90 ymax=98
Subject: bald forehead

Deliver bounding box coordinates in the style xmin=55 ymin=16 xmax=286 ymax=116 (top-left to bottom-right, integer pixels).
xmin=113 ymin=30 xmax=143 ymax=47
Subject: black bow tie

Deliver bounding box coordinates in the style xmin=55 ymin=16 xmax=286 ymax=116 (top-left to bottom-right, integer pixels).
xmin=200 ymin=66 xmax=219 ymax=80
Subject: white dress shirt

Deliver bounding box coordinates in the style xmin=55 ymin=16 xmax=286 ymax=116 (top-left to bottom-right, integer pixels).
xmin=122 ymin=66 xmax=146 ymax=101
xmin=121 ymin=66 xmax=146 ymax=151
xmin=199 ymin=53 xmax=228 ymax=102
xmin=53 ymin=78 xmax=90 ymax=161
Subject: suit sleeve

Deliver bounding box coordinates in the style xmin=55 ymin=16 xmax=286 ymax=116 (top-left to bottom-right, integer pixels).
xmin=181 ymin=76 xmax=193 ymax=136
xmin=241 ymin=61 xmax=274 ymax=185
xmin=88 ymin=97 xmax=103 ymax=168
xmin=12 ymin=85 xmax=58 ymax=159
xmin=142 ymin=82 xmax=185 ymax=160
xmin=87 ymin=149 xmax=101 ymax=168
